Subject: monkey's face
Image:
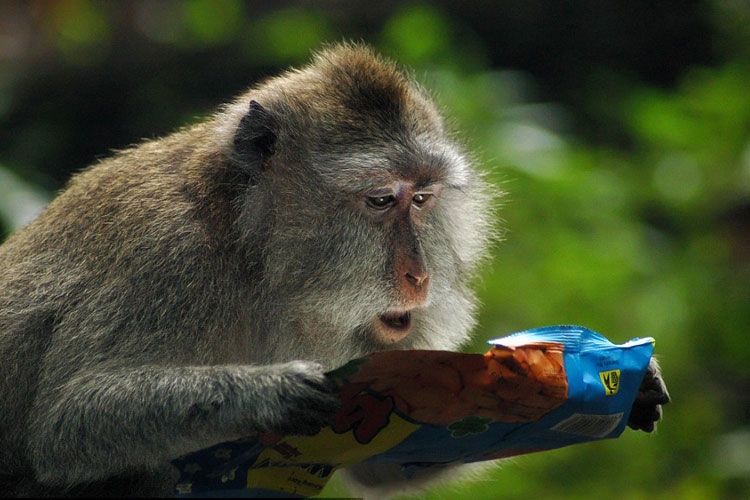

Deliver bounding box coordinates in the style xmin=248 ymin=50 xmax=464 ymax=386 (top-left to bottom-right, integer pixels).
xmin=255 ymin=133 xmax=492 ymax=368
xmin=359 ymin=179 xmax=440 ymax=344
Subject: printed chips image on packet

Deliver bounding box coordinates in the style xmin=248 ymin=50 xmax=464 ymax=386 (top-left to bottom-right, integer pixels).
xmin=172 ymin=325 xmax=655 ymax=498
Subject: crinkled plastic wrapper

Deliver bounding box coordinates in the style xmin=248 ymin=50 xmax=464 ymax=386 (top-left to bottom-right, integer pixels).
xmin=172 ymin=326 xmax=655 ymax=498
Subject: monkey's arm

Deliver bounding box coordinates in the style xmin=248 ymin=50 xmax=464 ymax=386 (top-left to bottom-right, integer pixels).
xmin=27 ymin=361 xmax=339 ymax=488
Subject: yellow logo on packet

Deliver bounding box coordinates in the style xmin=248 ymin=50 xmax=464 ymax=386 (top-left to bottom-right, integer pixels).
xmin=599 ymin=369 xmax=621 ymax=396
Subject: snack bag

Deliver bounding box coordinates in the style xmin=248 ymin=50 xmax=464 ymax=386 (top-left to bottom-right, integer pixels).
xmin=172 ymin=325 xmax=655 ymax=498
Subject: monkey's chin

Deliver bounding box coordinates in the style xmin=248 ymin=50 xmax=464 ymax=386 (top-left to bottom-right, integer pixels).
xmin=371 ymin=311 xmax=412 ymax=344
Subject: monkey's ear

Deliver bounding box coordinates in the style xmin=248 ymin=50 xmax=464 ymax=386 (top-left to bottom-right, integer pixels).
xmin=233 ymin=100 xmax=277 ymax=178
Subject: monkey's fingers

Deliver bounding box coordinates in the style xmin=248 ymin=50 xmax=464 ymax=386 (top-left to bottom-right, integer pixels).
xmin=626 ymin=359 xmax=670 ymax=432
xmin=635 ymin=388 xmax=671 ymax=406
xmin=256 ymin=361 xmax=342 ymax=437
xmin=627 ymin=401 xmax=662 ymax=432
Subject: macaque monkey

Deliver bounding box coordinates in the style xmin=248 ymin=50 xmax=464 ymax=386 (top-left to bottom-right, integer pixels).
xmin=0 ymin=43 xmax=668 ymax=498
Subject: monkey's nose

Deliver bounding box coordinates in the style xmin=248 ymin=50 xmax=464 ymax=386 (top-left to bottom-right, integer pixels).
xmin=405 ymin=272 xmax=429 ymax=288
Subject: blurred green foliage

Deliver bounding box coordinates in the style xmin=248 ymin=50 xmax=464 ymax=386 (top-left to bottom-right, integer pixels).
xmin=0 ymin=1 xmax=748 ymax=498
xmin=47 ymin=0 xmax=111 ymax=64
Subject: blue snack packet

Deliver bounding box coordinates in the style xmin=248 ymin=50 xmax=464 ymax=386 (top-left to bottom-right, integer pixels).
xmin=172 ymin=325 xmax=655 ymax=498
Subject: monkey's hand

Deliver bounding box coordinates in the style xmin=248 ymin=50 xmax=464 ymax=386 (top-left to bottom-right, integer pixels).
xmin=627 ymin=357 xmax=670 ymax=432
xmin=250 ymin=360 xmax=341 ymax=436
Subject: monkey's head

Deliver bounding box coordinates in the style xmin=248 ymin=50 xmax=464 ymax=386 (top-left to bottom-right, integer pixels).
xmin=222 ymin=44 xmax=496 ymax=367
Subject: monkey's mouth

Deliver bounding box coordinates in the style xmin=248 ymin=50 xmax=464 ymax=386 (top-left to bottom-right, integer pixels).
xmin=378 ymin=311 xmax=412 ymax=332
xmin=371 ymin=310 xmax=414 ymax=344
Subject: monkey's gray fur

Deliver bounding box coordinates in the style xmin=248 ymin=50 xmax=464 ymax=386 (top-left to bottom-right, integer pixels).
xmin=0 ymin=43 xmax=667 ymax=498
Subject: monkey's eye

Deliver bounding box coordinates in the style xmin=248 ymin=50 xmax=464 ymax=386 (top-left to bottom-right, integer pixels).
xmin=366 ymin=194 xmax=397 ymax=210
xmin=412 ymin=193 xmax=433 ymax=208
